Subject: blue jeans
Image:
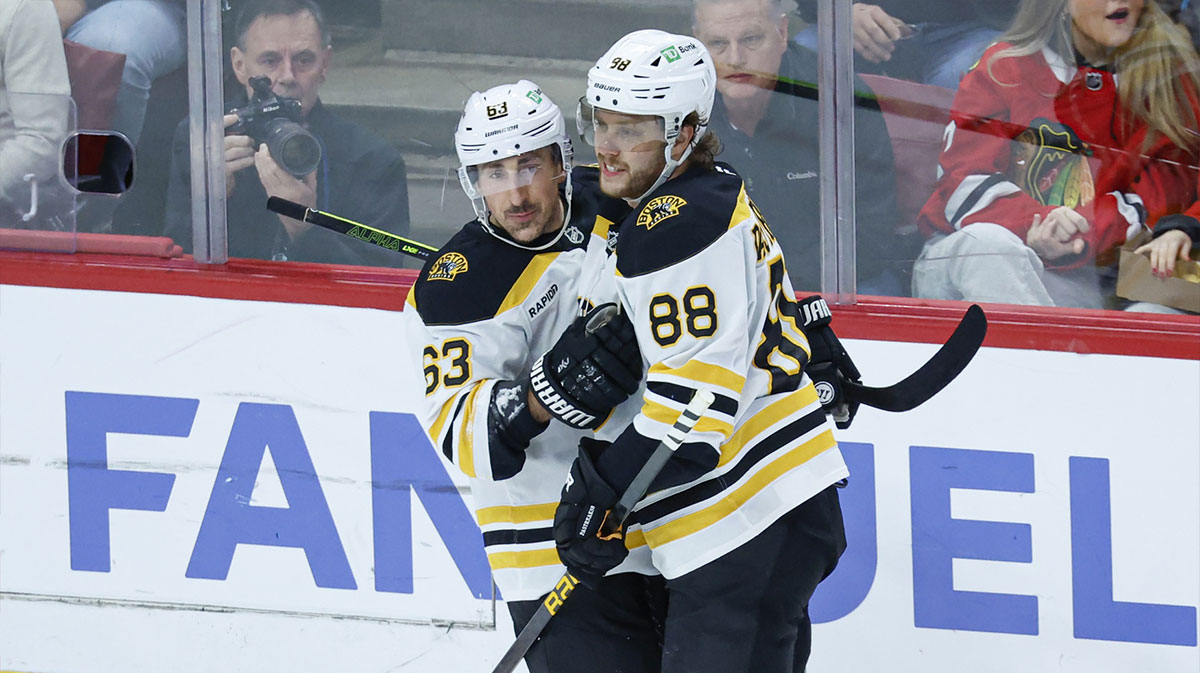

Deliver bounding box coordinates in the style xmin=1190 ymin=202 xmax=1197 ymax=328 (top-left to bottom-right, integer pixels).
xmin=66 ymin=0 xmax=186 ymax=144
xmin=794 ymin=20 xmax=1001 ymax=90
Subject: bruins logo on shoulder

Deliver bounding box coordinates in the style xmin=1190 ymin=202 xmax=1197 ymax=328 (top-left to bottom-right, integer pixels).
xmin=636 ymin=195 xmax=687 ymax=231
xmin=428 ymin=252 xmax=469 ymax=281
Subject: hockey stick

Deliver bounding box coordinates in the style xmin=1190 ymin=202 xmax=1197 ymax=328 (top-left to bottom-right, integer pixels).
xmin=843 ymin=303 xmax=987 ymax=412
xmin=265 ymin=197 xmax=437 ymax=261
xmin=490 ymin=388 xmax=717 ymax=673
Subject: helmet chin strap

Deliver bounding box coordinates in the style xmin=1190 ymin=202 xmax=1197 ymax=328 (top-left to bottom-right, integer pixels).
xmin=478 ymin=177 xmax=573 ymax=252
xmin=629 ymin=126 xmax=704 ymax=206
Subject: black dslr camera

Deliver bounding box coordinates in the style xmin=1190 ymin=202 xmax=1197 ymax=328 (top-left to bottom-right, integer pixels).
xmin=228 ymin=75 xmax=322 ymax=178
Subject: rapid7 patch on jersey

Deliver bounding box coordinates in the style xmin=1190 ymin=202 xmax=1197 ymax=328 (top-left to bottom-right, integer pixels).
xmin=636 ymin=195 xmax=687 ymax=231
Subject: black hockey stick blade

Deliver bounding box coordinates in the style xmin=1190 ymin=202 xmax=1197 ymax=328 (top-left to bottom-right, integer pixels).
xmin=266 ymin=196 xmax=437 ymax=261
xmin=842 ymin=304 xmax=987 ymax=412
xmin=490 ymin=390 xmax=716 ymax=673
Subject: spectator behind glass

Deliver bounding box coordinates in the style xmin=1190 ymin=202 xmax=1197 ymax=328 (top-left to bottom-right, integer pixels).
xmin=0 ymin=0 xmax=71 ymax=219
xmin=164 ymin=0 xmax=410 ymax=265
xmin=694 ymin=0 xmax=918 ymax=295
xmin=52 ymin=0 xmax=185 ymax=146
xmin=914 ymin=0 xmax=1200 ymax=310
xmin=1160 ymin=0 xmax=1200 ymax=50
xmin=794 ymin=0 xmax=1020 ymax=90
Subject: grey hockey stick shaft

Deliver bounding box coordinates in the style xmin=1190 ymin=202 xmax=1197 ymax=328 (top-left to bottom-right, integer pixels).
xmin=490 ymin=388 xmax=716 ymax=673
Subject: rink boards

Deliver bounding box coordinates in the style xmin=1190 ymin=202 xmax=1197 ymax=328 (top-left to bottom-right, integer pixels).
xmin=0 ymin=281 xmax=1197 ymax=673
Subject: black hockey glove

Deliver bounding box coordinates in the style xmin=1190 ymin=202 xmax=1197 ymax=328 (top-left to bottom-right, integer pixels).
xmin=797 ymin=296 xmax=862 ymax=429
xmin=484 ymin=378 xmax=551 ymax=480
xmin=530 ymin=303 xmax=642 ymax=430
xmin=553 ymin=438 xmax=629 ymax=588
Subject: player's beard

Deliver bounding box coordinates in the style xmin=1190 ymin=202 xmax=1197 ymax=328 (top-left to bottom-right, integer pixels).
xmin=493 ymin=198 xmax=561 ymax=243
xmin=600 ymin=152 xmax=666 ymax=202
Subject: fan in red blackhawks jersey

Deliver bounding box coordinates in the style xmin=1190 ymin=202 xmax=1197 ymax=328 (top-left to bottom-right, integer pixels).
xmin=914 ymin=0 xmax=1200 ymax=310
xmin=406 ymin=81 xmax=668 ymax=673
xmin=553 ymin=29 xmax=854 ymax=673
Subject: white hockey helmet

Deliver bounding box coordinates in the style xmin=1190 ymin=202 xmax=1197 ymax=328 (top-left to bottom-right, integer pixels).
xmin=455 ymin=80 xmax=574 ymax=249
xmin=579 ymin=29 xmax=717 ymax=202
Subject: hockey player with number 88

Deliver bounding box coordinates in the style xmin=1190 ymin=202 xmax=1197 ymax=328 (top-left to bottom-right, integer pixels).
xmin=552 ymin=30 xmax=852 ymax=672
xmin=407 ymin=81 xmax=668 ymax=673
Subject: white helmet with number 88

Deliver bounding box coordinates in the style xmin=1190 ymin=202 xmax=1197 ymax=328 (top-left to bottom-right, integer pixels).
xmin=579 ymin=29 xmax=717 ymax=202
xmin=455 ymin=80 xmax=574 ymax=249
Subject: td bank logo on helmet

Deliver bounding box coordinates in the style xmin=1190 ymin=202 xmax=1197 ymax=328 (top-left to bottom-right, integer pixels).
xmin=660 ymin=43 xmax=697 ymax=63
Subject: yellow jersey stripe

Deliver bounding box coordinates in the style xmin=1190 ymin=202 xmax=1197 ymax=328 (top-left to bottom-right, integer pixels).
xmin=718 ymin=386 xmax=819 ymax=467
xmin=428 ymin=393 xmax=461 ymax=446
xmin=643 ymin=429 xmax=837 ymax=548
xmin=648 ymin=360 xmax=745 ymax=393
xmin=405 ymin=290 xmax=417 ymax=310
xmin=488 ymin=548 xmax=561 ymax=570
xmin=456 ymin=384 xmax=484 ymax=478
xmin=642 ymin=398 xmax=733 ymax=438
xmin=625 ymin=527 xmax=647 ymax=549
xmin=593 ymin=215 xmax=614 ymax=242
xmin=730 ymin=184 xmax=754 ymax=230
xmin=497 ymin=252 xmax=561 ymax=316
xmin=476 ymin=502 xmax=559 ymax=526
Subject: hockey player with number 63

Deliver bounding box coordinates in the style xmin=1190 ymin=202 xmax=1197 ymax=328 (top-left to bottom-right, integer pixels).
xmin=407 ymin=81 xmax=669 ymax=673
xmin=551 ymin=30 xmax=856 ymax=672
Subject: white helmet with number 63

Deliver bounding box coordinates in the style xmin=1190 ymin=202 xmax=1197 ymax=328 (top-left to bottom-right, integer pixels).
xmin=455 ymin=80 xmax=574 ymax=249
xmin=579 ymin=29 xmax=717 ymax=201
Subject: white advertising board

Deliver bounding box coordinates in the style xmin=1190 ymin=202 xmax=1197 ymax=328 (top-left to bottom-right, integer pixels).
xmin=1 ymin=283 xmax=1196 ymax=673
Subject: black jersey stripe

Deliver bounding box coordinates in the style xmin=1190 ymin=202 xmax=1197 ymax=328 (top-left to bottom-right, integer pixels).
xmin=482 ymin=527 xmax=556 ymax=547
xmin=631 ymin=407 xmax=828 ymax=525
xmin=949 ymin=173 xmax=1009 ymax=228
xmin=647 ymin=381 xmax=739 ymax=416
xmin=441 ymin=392 xmax=471 ymax=462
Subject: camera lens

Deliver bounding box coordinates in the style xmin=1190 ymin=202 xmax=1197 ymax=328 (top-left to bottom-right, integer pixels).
xmin=262 ymin=118 xmax=322 ymax=178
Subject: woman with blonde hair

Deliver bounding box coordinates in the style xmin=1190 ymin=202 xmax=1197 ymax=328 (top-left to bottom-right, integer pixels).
xmin=914 ymin=0 xmax=1200 ymax=309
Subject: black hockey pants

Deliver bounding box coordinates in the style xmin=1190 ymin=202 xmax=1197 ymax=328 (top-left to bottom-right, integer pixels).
xmin=660 ymin=484 xmax=846 ymax=673
xmin=509 ymin=572 xmax=668 ymax=673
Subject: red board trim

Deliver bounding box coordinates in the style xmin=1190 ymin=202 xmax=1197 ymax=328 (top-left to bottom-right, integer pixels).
xmin=2 ymin=251 xmax=1197 ymax=359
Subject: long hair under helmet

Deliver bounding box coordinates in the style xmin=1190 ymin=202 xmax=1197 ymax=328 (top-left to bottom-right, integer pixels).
xmin=455 ymin=80 xmax=574 ymax=250
xmin=578 ymin=29 xmax=717 ymax=203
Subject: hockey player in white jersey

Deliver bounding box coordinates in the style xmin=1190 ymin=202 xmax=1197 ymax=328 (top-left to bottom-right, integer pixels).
xmin=407 ymin=81 xmax=666 ymax=673
xmin=553 ymin=31 xmax=851 ymax=672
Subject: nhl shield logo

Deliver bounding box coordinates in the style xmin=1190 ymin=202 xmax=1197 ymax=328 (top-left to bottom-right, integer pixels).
xmin=564 ymin=225 xmax=585 ymax=245
xmin=814 ymin=380 xmax=837 ymax=406
xmin=429 ymin=252 xmax=469 ymax=281
xmin=636 ymin=195 xmax=688 ymax=230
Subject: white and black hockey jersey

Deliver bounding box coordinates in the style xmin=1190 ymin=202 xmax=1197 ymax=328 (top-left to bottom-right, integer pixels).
xmin=594 ymin=162 xmax=849 ymax=580
xmin=406 ymin=167 xmax=654 ymax=601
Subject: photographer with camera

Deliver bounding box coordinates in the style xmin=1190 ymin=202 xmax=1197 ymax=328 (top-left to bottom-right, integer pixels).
xmin=165 ymin=0 xmax=410 ymax=265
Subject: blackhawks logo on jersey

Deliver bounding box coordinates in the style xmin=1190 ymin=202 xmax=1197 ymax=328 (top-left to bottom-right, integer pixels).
xmin=636 ymin=195 xmax=687 ymax=231
xmin=1010 ymin=118 xmax=1095 ymax=209
xmin=428 ymin=252 xmax=469 ymax=281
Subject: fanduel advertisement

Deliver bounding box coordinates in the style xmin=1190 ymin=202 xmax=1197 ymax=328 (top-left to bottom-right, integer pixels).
xmin=1 ymin=284 xmax=1196 ymax=673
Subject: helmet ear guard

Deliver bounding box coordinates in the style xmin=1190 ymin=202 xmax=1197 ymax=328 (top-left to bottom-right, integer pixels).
xmin=454 ymin=80 xmax=574 ymax=250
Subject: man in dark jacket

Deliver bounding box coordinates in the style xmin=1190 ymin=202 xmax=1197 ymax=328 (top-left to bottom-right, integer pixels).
xmin=165 ymin=0 xmax=409 ymax=265
xmin=694 ymin=0 xmax=917 ymax=295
